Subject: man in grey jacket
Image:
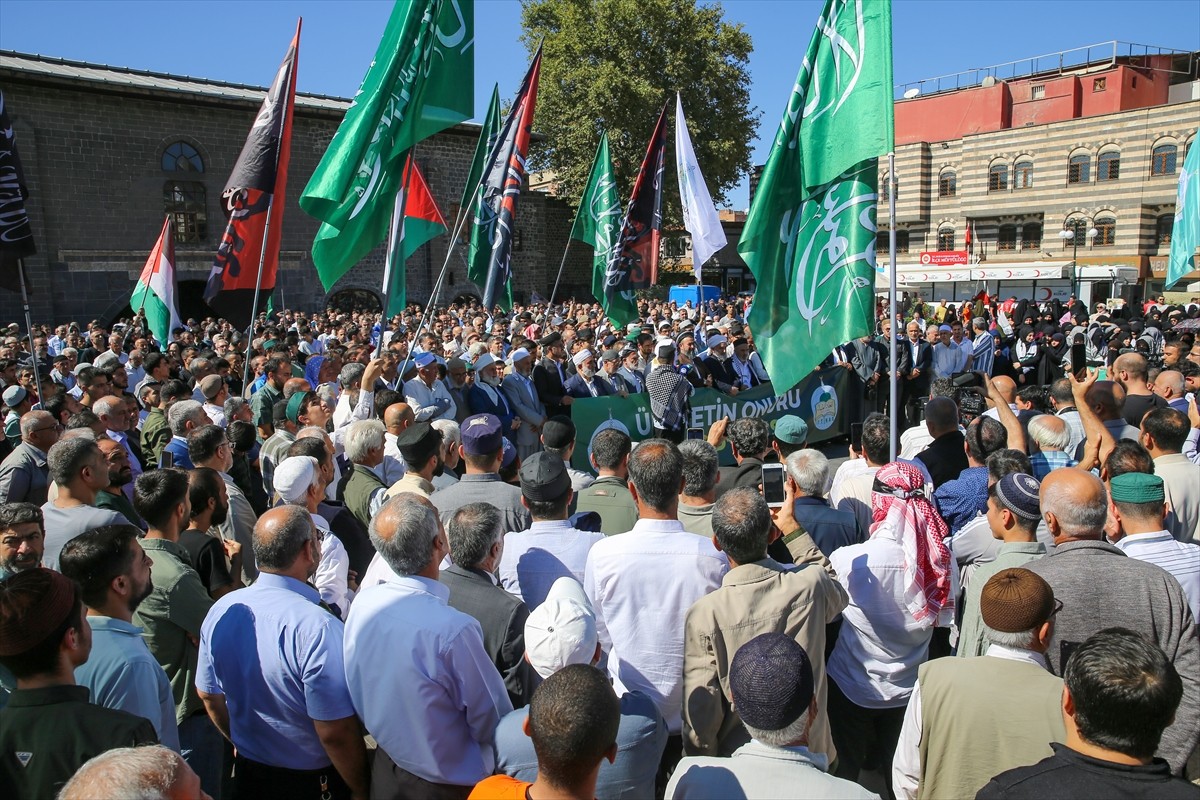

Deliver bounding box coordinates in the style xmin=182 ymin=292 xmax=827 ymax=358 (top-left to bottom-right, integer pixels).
xmin=0 ymin=411 xmax=59 ymax=505
xmin=500 ymin=348 xmax=546 ymax=462
xmin=1026 ymin=467 xmax=1200 ymax=775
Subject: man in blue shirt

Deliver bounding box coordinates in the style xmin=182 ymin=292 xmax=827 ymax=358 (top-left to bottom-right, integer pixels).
xmin=59 ymin=524 xmax=179 ymax=751
xmin=196 ymin=506 xmax=368 ymax=800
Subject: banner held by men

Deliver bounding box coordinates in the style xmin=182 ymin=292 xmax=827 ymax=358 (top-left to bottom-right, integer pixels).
xmin=738 ymin=0 xmax=894 ymax=394
xmin=469 ymin=46 xmax=542 ymax=313
xmin=301 ymin=0 xmax=474 ymax=292
xmin=605 ymin=102 xmax=669 ymax=327
xmin=675 ymin=93 xmax=726 ymax=281
xmin=570 ymin=133 xmax=623 ymax=324
xmin=204 ymin=20 xmax=301 ymax=332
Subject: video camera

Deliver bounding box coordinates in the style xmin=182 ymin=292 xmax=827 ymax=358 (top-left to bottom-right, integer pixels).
xmin=950 ymin=371 xmax=987 ymax=425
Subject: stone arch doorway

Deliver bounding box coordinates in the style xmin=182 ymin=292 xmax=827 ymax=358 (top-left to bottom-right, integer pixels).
xmin=327 ymin=288 xmax=382 ymax=314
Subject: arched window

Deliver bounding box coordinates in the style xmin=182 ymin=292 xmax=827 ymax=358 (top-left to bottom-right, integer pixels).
xmin=164 ymin=181 xmax=207 ymax=244
xmin=1021 ymin=222 xmax=1043 ymax=251
xmin=997 ymin=224 xmax=1018 ymax=251
xmin=1068 ymin=153 xmax=1090 ymax=184
xmin=162 ymin=141 xmax=204 ymax=173
xmin=937 ymin=226 xmax=955 ymax=251
xmin=988 ymin=162 xmax=1008 ymax=192
xmin=1152 ymin=143 xmax=1178 ymax=176
xmin=1097 ymin=148 xmax=1120 ymax=182
xmin=1014 ymin=159 xmax=1034 ymax=190
xmin=1157 ymin=214 xmax=1174 ymax=246
xmin=1094 ymin=215 xmax=1116 ymax=247
xmin=1063 ymin=217 xmax=1089 ymax=249
xmin=938 ymin=170 xmax=956 ymax=198
xmin=881 ymin=172 xmax=895 ymax=201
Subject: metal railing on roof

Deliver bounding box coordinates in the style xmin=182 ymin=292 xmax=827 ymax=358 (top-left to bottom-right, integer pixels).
xmin=895 ymin=41 xmax=1196 ymax=99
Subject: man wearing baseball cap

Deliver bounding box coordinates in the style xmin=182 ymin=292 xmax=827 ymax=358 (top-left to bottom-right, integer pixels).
xmin=431 ymin=414 xmax=531 ymax=535
xmin=0 ymin=569 xmax=158 ymax=797
xmin=894 ymin=568 xmax=1065 ymax=800
xmin=404 ymin=351 xmax=457 ymax=423
xmin=492 ymin=578 xmax=666 ymax=799
xmin=669 ymin=634 xmax=874 ymax=799
xmin=957 ymin=473 xmax=1049 ymax=659
xmin=3 ymin=385 xmax=34 ymax=450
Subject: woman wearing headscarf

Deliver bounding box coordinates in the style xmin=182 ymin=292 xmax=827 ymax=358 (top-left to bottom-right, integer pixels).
xmin=825 ymin=462 xmax=954 ymax=799
xmin=1012 ymin=325 xmax=1040 ymax=384
xmin=1038 ymin=332 xmax=1068 ymax=385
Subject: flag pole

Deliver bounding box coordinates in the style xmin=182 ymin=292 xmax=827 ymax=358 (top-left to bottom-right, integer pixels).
xmin=547 ymin=236 xmax=572 ymax=308
xmin=16 ymin=260 xmax=45 ymax=406
xmin=240 ymin=194 xmax=277 ymax=393
xmin=376 ymin=150 xmax=419 ymax=359
xmin=887 ymin=151 xmax=899 ymax=461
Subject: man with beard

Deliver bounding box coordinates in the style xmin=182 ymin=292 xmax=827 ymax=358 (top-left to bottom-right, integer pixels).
xmin=502 ymin=348 xmax=547 ymax=461
xmin=60 ymin=524 xmax=180 ymax=751
xmin=182 ymin=468 xmax=242 ymax=601
xmin=197 ymin=506 xmax=369 ymax=800
xmin=617 ymin=346 xmax=647 ymax=394
xmin=94 ymin=438 xmax=143 ymax=530
xmin=674 ymin=333 xmax=712 ymax=390
xmin=405 ymin=352 xmax=457 ymax=423
xmin=0 ymin=502 xmax=44 ymax=580
xmin=533 ymin=332 xmax=574 ymax=418
xmin=699 ymin=334 xmax=740 ymax=395
xmin=444 ymin=357 xmax=472 ymax=425
xmin=468 ymin=354 xmax=519 ymax=436
xmin=564 ymin=349 xmax=612 ymax=399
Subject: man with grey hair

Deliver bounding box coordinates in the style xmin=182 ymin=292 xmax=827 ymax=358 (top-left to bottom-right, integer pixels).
xmin=344 ymin=494 xmax=512 ymax=798
xmin=683 ymin=487 xmax=845 ymax=765
xmin=441 ymin=501 xmax=535 ymax=708
xmin=223 ymin=395 xmax=251 ymax=427
xmin=893 ymin=568 xmax=1065 ymax=800
xmin=94 ymin=393 xmax=144 ymax=501
xmin=197 ymin=505 xmax=369 ymax=799
xmin=430 ymin=418 xmax=461 ymax=491
xmin=1025 ymin=468 xmax=1200 ymax=774
xmin=786 ymin=449 xmax=863 ymax=557
xmin=342 ymin=418 xmax=388 ymax=529
xmin=0 ymin=410 xmax=59 ymax=504
xmin=41 ymin=436 xmax=129 ymax=570
xmin=677 ymin=440 xmax=720 ymax=538
xmin=161 ymin=399 xmax=210 ymax=469
xmin=59 ymin=745 xmax=204 ymax=800
xmin=332 ymin=358 xmax=384 ymax=431
xmin=1027 ymin=414 xmax=1076 ymax=479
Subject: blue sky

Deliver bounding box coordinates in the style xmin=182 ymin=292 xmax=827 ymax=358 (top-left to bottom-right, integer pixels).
xmin=2 ymin=0 xmax=1197 ymax=208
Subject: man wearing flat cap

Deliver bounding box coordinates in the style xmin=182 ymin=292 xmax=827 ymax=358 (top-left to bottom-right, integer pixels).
xmin=404 ymin=352 xmax=457 ymax=423
xmin=669 ymin=634 xmax=874 ymax=799
xmin=893 ymin=567 xmax=1065 ymax=800
xmin=957 ymin=473 xmax=1049 ymax=659
xmin=0 ymin=569 xmax=158 ymax=797
xmin=499 ymin=453 xmax=604 ymax=611
xmin=431 ymin=414 xmax=531 ymax=534
xmin=1107 ymin=471 xmax=1200 ymax=621
xmin=532 ymin=332 xmax=573 ymax=418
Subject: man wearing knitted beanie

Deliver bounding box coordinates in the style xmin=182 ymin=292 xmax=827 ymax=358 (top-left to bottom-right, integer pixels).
xmin=893 ymin=568 xmax=1065 ymax=800
xmin=0 ymin=569 xmax=158 ymax=797
xmin=667 ymin=633 xmax=875 ymax=799
xmin=957 ymin=473 xmax=1049 ymax=658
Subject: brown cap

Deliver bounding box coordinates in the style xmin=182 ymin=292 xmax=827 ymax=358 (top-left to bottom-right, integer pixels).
xmin=980 ymin=568 xmax=1056 ymax=633
xmin=199 ymin=374 xmax=225 ymax=400
xmin=0 ymin=569 xmax=78 ymax=656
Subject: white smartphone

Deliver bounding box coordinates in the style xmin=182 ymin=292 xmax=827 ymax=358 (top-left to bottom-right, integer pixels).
xmin=761 ymin=463 xmax=787 ymax=509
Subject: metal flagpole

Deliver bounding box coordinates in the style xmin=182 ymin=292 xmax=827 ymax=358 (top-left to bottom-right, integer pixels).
xmin=547 ymin=238 xmax=572 ymax=308
xmin=376 ymin=151 xmax=419 ymax=359
xmin=16 ymin=260 xmax=45 ymax=406
xmin=887 ymin=152 xmax=899 ymax=461
xmin=241 ymin=194 xmax=277 ymax=393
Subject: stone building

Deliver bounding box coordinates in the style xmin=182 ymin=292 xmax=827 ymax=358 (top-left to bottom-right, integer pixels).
xmin=877 ymin=42 xmax=1200 ymax=303
xmin=0 ymin=50 xmax=592 ymax=326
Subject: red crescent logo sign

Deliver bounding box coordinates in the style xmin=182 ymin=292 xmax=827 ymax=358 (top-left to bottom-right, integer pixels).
xmin=921 ymin=253 xmax=932 ymax=265
xmin=1005 ymin=270 xmax=1013 ymax=278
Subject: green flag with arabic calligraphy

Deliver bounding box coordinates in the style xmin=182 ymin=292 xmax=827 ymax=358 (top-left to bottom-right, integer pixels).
xmin=738 ymin=0 xmax=893 ymax=393
xmin=570 ymin=134 xmax=626 ymax=324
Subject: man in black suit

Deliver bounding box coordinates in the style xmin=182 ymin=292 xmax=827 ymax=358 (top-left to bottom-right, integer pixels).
xmin=439 ymin=501 xmax=535 ymax=709
xmin=898 ymin=321 xmax=933 ymax=429
xmin=914 ymin=396 xmax=968 ymax=488
xmin=532 ymin=331 xmax=573 ymax=418
xmin=700 ymin=334 xmax=741 ymax=395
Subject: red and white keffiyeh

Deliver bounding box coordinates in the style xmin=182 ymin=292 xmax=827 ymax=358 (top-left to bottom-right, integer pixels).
xmin=870 ymin=461 xmax=953 ymax=626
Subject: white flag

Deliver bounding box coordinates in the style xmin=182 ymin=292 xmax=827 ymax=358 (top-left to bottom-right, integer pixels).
xmin=675 ymin=93 xmax=726 ymax=282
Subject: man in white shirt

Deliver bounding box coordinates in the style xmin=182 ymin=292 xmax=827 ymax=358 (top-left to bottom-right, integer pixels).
xmin=1107 ymin=472 xmax=1200 ymax=620
xmin=381 ymin=402 xmax=413 ymax=486
xmin=585 ymin=439 xmax=728 ymax=787
xmin=831 ymin=414 xmax=889 ymax=535
xmin=343 ymin=493 xmax=512 ymax=798
xmin=1140 ymin=408 xmax=1200 ymax=543
xmin=931 ymin=325 xmax=966 ymax=380
xmin=404 ymin=352 xmax=457 ymax=423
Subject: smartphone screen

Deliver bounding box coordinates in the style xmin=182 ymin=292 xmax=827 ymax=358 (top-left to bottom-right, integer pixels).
xmin=1070 ymin=342 xmax=1086 ymax=378
xmin=761 ymin=463 xmax=787 ymax=508
xmin=850 ymin=422 xmax=863 ymax=453
xmin=687 ymin=427 xmax=704 ymax=441
xmin=161 ymin=451 xmax=174 ymax=469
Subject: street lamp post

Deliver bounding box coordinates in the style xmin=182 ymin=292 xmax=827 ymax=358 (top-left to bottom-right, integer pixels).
xmin=1058 ymin=225 xmax=1100 ymax=301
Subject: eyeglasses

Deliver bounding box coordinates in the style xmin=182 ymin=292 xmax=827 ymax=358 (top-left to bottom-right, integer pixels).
xmin=1049 ymin=598 xmax=1064 ymax=618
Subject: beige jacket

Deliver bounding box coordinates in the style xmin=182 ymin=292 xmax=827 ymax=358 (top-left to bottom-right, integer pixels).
xmin=682 ymin=531 xmax=849 ymax=762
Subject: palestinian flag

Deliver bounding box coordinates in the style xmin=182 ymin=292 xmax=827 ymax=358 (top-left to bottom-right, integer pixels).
xmin=131 ymin=216 xmax=182 ymax=346
xmin=204 ymin=20 xmax=300 ymax=331
xmin=382 ymin=156 xmax=447 ymax=317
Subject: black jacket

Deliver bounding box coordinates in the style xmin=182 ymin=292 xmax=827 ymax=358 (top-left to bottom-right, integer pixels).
xmin=976 ymin=743 xmax=1197 ymax=800
xmin=532 ymin=358 xmax=571 ymax=417
xmin=916 ymin=431 xmax=969 ymax=488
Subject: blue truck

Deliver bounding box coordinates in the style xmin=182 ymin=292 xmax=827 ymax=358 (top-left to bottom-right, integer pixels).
xmin=667 ymin=284 xmax=722 ymax=307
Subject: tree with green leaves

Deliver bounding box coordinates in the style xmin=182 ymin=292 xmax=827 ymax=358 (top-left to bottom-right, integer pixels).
xmin=520 ymin=0 xmax=757 ymax=220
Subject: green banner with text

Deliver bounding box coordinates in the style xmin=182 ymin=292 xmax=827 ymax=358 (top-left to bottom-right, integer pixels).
xmin=570 ymin=367 xmax=854 ymax=472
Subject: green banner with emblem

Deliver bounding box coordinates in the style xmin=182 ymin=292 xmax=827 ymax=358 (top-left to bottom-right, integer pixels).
xmin=569 ymin=367 xmax=854 ymax=472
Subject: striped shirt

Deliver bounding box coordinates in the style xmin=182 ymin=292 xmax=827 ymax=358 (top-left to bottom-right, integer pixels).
xmin=1114 ymin=530 xmax=1200 ymax=621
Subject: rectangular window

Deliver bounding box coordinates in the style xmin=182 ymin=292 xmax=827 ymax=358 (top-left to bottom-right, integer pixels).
xmin=1031 ymin=85 xmax=1045 ymax=99
xmin=1093 ymin=77 xmax=1107 ymax=92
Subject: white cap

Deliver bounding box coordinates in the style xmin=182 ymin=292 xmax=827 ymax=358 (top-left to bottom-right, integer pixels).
xmin=571 ymin=349 xmax=594 ymax=367
xmin=508 ymin=347 xmax=531 ymax=365
xmin=707 ymin=334 xmax=727 ymax=348
xmin=524 ymin=578 xmax=598 ymax=679
xmin=473 ymin=353 xmax=499 ymax=372
xmin=273 ymin=455 xmax=319 ymax=504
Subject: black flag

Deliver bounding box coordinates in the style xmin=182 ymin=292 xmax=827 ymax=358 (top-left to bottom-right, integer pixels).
xmin=0 ymin=91 xmax=36 ymax=292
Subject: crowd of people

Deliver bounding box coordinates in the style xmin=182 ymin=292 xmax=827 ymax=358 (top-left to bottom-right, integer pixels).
xmin=0 ymin=288 xmax=1199 ymax=800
